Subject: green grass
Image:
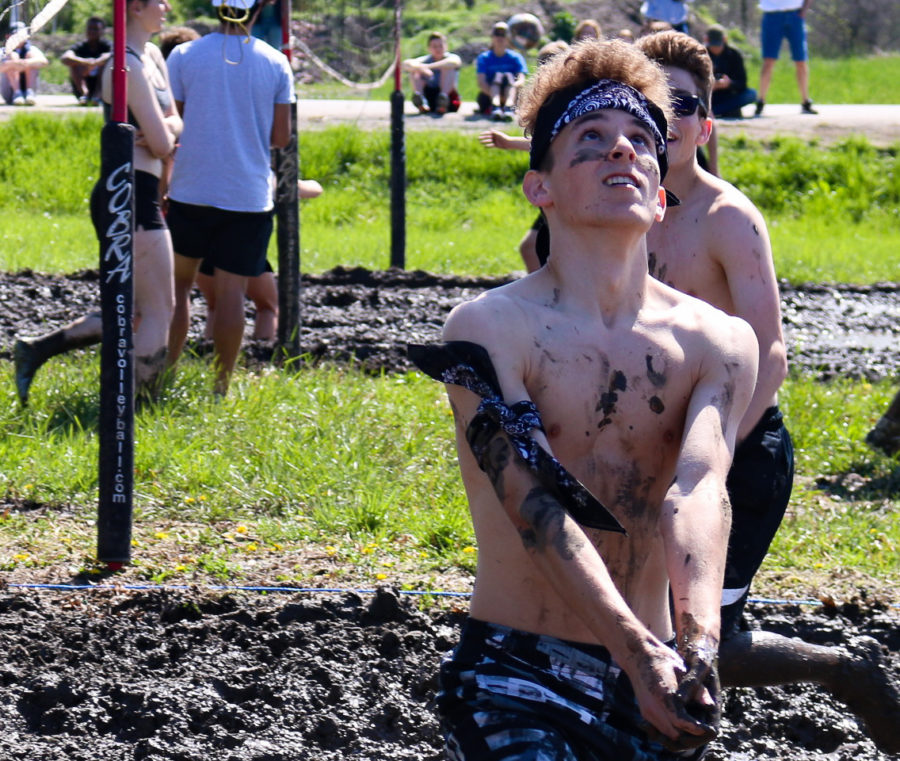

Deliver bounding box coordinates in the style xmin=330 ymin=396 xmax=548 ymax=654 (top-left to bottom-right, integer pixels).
xmin=1 ymin=353 xmax=897 ymax=595
xmin=742 ymin=54 xmax=900 ymax=104
xmin=2 ymin=116 xmax=899 ymax=282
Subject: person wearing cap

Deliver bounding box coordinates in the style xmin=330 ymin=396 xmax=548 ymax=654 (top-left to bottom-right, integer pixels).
xmin=637 ymin=31 xmax=900 ymax=754
xmin=475 ymin=21 xmax=528 ymax=121
xmin=755 ymin=0 xmax=817 ymax=116
xmin=401 ymin=31 xmax=461 ymax=116
xmin=164 ymin=0 xmax=294 ymax=396
xmin=704 ymin=24 xmax=756 ymax=118
xmin=60 ymin=17 xmax=112 ymax=105
xmin=410 ymin=38 xmax=758 ymax=760
xmin=0 ymin=22 xmax=48 ymax=106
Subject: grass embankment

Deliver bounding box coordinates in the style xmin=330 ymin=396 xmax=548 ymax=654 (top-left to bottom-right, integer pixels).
xmin=3 ymin=115 xmax=900 ymax=282
xmin=1 ymin=114 xmax=898 ymax=601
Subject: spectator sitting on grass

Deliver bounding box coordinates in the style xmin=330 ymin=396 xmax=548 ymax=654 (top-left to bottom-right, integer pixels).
xmin=401 ymin=31 xmax=461 ymax=116
xmin=1 ymin=22 xmax=48 ymax=106
xmin=475 ymin=21 xmax=527 ymax=122
xmin=60 ymin=17 xmax=112 ymax=105
xmin=705 ymin=24 xmax=756 ymax=118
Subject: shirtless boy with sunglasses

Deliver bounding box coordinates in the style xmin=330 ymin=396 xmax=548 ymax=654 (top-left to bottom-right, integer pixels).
xmin=637 ymin=31 xmax=900 ymax=754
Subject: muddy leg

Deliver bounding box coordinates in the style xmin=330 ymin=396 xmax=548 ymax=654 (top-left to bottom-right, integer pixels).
xmin=720 ymin=630 xmax=900 ymax=754
xmin=135 ymin=347 xmax=168 ymax=405
xmin=866 ymin=388 xmax=900 ymax=456
xmin=14 ymin=311 xmax=103 ymax=405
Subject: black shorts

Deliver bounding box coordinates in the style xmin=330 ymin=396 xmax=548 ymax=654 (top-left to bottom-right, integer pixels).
xmin=198 ymin=257 xmax=274 ymax=278
xmin=436 ymin=617 xmax=705 ymax=761
xmin=90 ymin=169 xmax=166 ymax=236
xmin=721 ymin=406 xmax=794 ymax=636
xmin=167 ymin=200 xmax=273 ymax=277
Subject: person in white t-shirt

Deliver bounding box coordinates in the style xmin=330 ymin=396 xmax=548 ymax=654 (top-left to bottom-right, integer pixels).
xmin=164 ymin=0 xmax=294 ymax=396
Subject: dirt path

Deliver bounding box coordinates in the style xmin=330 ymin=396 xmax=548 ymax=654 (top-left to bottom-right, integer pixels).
xmin=5 ymin=95 xmax=899 ymax=146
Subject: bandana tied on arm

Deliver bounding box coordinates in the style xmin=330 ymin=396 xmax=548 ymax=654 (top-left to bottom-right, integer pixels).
xmin=408 ymin=341 xmax=625 ymax=534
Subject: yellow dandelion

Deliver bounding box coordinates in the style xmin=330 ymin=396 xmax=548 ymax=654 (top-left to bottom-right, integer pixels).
xmin=247 ymin=542 xmax=258 ymax=552
xmin=375 ymin=573 xmax=388 ymax=580
xmin=325 ymin=545 xmax=337 ymax=556
xmin=155 ymin=531 xmax=169 ymax=540
xmin=185 ymin=497 xmax=195 ymax=504
xmin=13 ymin=553 xmax=29 ymax=562
xmin=175 ymin=564 xmax=187 ymax=572
xmin=236 ymin=525 xmax=248 ymax=534
xmin=462 ymin=546 xmax=476 ymax=554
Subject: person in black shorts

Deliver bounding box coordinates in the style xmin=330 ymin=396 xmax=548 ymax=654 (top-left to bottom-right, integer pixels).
xmin=14 ymin=0 xmax=180 ymax=404
xmin=637 ymin=30 xmax=900 ymax=755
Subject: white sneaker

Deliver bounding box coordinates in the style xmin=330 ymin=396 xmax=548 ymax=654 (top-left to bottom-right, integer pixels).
xmin=24 ymin=89 xmax=36 ymax=106
xmin=12 ymin=91 xmax=25 ymax=106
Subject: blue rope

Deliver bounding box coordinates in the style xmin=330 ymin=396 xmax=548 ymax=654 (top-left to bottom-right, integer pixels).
xmin=8 ymin=583 xmax=897 ymax=608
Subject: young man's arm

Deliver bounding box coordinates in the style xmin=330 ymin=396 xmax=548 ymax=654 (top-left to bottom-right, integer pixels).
xmin=271 ymin=102 xmax=291 ymax=149
xmin=443 ymin=299 xmax=718 ymax=746
xmin=662 ymin=311 xmax=757 ymax=701
xmin=709 ymin=198 xmax=787 ymax=442
xmin=424 ymin=52 xmax=461 ymax=70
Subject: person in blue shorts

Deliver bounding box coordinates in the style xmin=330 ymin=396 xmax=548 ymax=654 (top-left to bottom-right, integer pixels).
xmin=754 ymin=0 xmax=816 ymax=115
xmin=475 ymin=21 xmax=527 ymax=122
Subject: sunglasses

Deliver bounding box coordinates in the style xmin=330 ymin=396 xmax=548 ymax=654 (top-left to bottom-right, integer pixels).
xmin=671 ymin=91 xmax=703 ymax=118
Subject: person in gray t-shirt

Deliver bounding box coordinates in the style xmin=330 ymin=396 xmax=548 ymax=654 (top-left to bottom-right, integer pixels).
xmin=164 ymin=0 xmax=294 ymax=396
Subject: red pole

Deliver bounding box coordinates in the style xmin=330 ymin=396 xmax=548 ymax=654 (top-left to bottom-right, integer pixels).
xmin=111 ymin=0 xmax=127 ymax=123
xmin=280 ymin=0 xmax=291 ymax=61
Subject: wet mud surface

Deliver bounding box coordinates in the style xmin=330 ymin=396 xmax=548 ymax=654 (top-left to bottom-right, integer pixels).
xmin=2 ymin=267 xmax=899 ymax=380
xmin=2 ymin=267 xmax=900 ymax=759
xmin=0 ymin=588 xmax=898 ymax=761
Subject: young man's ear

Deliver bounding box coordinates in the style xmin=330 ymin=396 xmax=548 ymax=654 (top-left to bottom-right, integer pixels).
xmin=696 ymin=114 xmax=714 ymax=147
xmin=523 ymin=169 xmax=552 ymax=209
xmin=655 ymin=187 xmax=667 ymax=222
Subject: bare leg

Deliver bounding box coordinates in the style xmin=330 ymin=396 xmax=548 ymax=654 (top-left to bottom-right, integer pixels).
xmin=757 ymin=58 xmax=776 ymax=103
xmin=795 ymin=60 xmax=810 ymax=103
xmin=14 ymin=312 xmax=102 ymax=405
xmin=720 ymin=630 xmax=900 ymax=754
xmin=210 ymin=269 xmax=249 ymax=395
xmin=195 ymin=271 xmax=216 ymax=340
xmin=866 ymin=387 xmax=900 ymax=455
xmin=168 ymin=253 xmax=201 ymax=367
xmin=247 ymin=271 xmax=278 ymax=341
xmin=133 ymin=228 xmax=174 ymax=397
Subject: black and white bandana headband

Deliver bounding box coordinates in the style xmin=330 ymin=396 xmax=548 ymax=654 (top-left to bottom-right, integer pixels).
xmin=529 ymin=78 xmax=670 ymax=181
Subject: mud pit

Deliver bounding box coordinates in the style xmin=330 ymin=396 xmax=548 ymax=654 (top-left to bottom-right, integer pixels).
xmin=2 ymin=267 xmax=900 ymax=380
xmin=1 ymin=267 xmax=899 ymax=760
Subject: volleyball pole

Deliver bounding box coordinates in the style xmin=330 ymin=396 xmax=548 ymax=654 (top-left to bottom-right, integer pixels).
xmin=96 ymin=0 xmax=135 ymax=569
xmin=389 ymin=0 xmax=406 ymax=269
xmin=275 ymin=0 xmax=301 ymax=358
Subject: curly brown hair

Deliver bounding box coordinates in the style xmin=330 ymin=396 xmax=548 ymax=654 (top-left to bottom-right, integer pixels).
xmin=636 ymin=30 xmax=714 ymax=115
xmin=518 ymin=39 xmax=673 ymax=134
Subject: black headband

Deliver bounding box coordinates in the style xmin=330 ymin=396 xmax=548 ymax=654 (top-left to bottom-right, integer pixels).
xmin=529 ymin=78 xmax=670 ymax=183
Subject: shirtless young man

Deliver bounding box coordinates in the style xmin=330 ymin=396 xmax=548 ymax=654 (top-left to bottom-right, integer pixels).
xmin=637 ymin=30 xmax=900 ymax=754
xmin=410 ymin=40 xmax=758 ymax=759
